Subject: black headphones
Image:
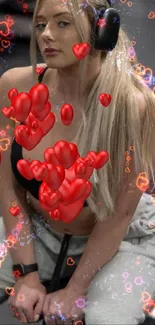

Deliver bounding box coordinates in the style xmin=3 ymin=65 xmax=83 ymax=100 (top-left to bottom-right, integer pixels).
xmin=91 ymin=0 xmax=121 ymax=51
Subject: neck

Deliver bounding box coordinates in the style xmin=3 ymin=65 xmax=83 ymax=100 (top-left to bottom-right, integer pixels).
xmin=55 ymin=57 xmax=102 ymax=104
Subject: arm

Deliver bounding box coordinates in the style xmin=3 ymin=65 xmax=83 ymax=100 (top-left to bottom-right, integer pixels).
xmin=0 ymin=70 xmax=39 ymax=277
xmin=67 ymin=166 xmax=143 ymax=293
xmin=67 ymin=90 xmax=147 ymax=293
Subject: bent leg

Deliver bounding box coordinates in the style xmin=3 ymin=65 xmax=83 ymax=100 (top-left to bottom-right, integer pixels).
xmin=84 ymin=243 xmax=155 ymax=324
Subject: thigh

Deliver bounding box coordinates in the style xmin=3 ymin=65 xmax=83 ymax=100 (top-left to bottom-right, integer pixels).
xmin=84 ymin=243 xmax=155 ymax=325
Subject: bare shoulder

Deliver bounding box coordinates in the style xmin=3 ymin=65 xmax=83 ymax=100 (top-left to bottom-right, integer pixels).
xmin=0 ymin=63 xmax=47 ymax=130
xmin=1 ymin=63 xmax=47 ymax=93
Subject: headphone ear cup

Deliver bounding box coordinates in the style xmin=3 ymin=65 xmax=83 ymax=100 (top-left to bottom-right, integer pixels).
xmin=91 ymin=7 xmax=120 ymax=51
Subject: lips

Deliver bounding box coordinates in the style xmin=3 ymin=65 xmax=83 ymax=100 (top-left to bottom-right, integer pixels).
xmin=44 ymin=48 xmax=59 ymax=53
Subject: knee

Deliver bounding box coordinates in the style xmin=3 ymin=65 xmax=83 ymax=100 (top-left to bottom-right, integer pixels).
xmin=84 ymin=305 xmax=146 ymax=325
xmin=84 ymin=295 xmax=146 ymax=325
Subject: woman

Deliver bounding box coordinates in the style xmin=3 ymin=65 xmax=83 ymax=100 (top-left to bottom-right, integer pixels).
xmin=0 ymin=0 xmax=155 ymax=324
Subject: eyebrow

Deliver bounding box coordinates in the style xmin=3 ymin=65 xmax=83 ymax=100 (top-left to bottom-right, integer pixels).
xmin=36 ymin=12 xmax=71 ymax=19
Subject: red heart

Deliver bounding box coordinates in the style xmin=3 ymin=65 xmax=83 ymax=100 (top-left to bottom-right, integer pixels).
xmin=25 ymin=111 xmax=55 ymax=136
xmin=2 ymin=106 xmax=14 ymax=118
xmin=67 ymin=257 xmax=75 ymax=266
xmin=79 ymin=180 xmax=92 ymax=201
xmin=31 ymin=101 xmax=51 ymax=121
xmin=60 ymin=104 xmax=74 ymax=126
xmin=57 ymin=178 xmax=70 ymax=202
xmin=44 ymin=147 xmax=60 ymax=165
xmin=12 ymin=93 xmax=32 ymax=122
xmin=14 ymin=125 xmax=43 ymax=150
xmin=49 ymin=209 xmax=60 ymax=221
xmin=14 ymin=125 xmax=30 ymax=144
xmin=58 ymin=178 xmax=87 ymax=205
xmin=87 ymin=151 xmax=109 ymax=169
xmin=25 ymin=112 xmax=36 ymax=128
xmin=141 ymin=291 xmax=151 ymax=303
xmin=17 ymin=159 xmax=34 ymax=180
xmin=64 ymin=154 xmax=80 ymax=181
xmin=50 ymin=199 xmax=84 ymax=223
xmin=42 ymin=192 xmax=61 ymax=209
xmin=72 ymin=43 xmax=90 ymax=60
xmin=148 ymin=12 xmax=155 ymax=19
xmin=36 ymin=67 xmax=44 ymax=74
xmin=37 ymin=112 xmax=56 ymax=136
xmin=5 ymin=287 xmax=15 ymax=296
xmin=8 ymin=88 xmax=18 ymax=102
xmin=67 ymin=178 xmax=87 ymax=204
xmin=1 ymin=40 xmax=10 ymax=48
xmin=29 ymin=84 xmax=49 ymax=112
xmin=53 ymin=141 xmax=78 ymax=169
xmin=31 ymin=121 xmax=38 ymax=131
xmin=39 ymin=182 xmax=61 ymax=210
xmin=9 ymin=206 xmax=20 ymax=216
xmin=32 ymin=163 xmax=48 ymax=181
xmin=74 ymin=158 xmax=94 ymax=180
xmin=40 ymin=180 xmax=92 ymax=222
xmin=43 ymin=163 xmax=65 ymax=191
xmin=26 ymin=128 xmax=43 ymax=150
xmin=0 ymin=21 xmax=10 ymax=37
xmin=143 ymin=300 xmax=155 ymax=315
xmin=30 ymin=160 xmax=41 ymax=169
xmin=99 ymin=93 xmax=112 ymax=107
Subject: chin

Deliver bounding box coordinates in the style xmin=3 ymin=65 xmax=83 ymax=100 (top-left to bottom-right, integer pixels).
xmin=45 ymin=61 xmax=79 ymax=71
xmin=43 ymin=53 xmax=79 ymax=69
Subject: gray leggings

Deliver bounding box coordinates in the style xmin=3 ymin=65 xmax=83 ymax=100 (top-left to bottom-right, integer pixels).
xmin=0 ymin=193 xmax=155 ymax=324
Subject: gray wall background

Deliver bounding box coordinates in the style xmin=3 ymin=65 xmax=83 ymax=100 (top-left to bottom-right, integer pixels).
xmin=0 ymin=0 xmax=155 ymax=84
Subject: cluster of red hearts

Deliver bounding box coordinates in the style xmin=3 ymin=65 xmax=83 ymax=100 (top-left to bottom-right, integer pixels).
xmin=2 ymin=82 xmax=109 ymax=223
xmin=2 ymin=83 xmax=74 ymax=150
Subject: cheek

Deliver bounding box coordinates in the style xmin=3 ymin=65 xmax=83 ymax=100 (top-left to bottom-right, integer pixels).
xmin=35 ymin=35 xmax=40 ymax=46
xmin=36 ymin=37 xmax=44 ymax=52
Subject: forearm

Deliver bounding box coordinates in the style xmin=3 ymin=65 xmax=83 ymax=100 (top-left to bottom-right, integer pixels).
xmin=1 ymin=187 xmax=37 ymax=265
xmin=67 ymin=214 xmax=130 ymax=292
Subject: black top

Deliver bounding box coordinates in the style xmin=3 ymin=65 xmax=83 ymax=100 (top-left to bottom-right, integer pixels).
xmin=10 ymin=67 xmax=88 ymax=207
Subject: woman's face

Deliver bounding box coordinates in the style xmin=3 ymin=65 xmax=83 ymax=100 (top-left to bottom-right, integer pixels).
xmin=35 ymin=0 xmax=91 ymax=69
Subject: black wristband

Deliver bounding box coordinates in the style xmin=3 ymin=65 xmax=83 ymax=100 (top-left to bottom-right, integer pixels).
xmin=13 ymin=263 xmax=38 ymax=278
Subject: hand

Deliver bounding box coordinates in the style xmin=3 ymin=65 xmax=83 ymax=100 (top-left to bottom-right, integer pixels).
xmin=8 ymin=272 xmax=46 ymax=323
xmin=43 ymin=285 xmax=87 ymax=325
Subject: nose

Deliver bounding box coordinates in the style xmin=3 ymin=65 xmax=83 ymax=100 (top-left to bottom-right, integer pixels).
xmin=42 ymin=24 xmax=56 ymax=41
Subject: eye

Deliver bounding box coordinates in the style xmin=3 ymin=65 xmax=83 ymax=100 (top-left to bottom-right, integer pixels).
xmin=35 ymin=23 xmax=46 ymax=31
xmin=58 ymin=21 xmax=70 ymax=28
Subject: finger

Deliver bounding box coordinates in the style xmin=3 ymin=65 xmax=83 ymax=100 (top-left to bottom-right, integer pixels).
xmin=43 ymin=295 xmax=51 ymax=316
xmin=33 ymin=294 xmax=46 ymax=321
xmin=17 ymin=308 xmax=29 ymax=323
xmin=48 ymin=311 xmax=63 ymax=324
xmin=24 ymin=305 xmax=35 ymax=323
xmin=8 ymin=304 xmax=16 ymax=318
xmin=45 ymin=314 xmax=57 ymax=325
xmin=8 ymin=298 xmax=16 ymax=317
xmin=25 ymin=310 xmax=35 ymax=323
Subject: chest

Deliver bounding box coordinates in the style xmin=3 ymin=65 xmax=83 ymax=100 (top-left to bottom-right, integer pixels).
xmin=22 ymin=103 xmax=81 ymax=162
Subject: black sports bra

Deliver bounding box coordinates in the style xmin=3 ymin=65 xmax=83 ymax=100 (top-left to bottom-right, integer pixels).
xmin=10 ymin=67 xmax=88 ymax=207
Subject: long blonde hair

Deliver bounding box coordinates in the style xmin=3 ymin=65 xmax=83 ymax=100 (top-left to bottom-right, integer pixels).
xmin=30 ymin=0 xmax=155 ymax=222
